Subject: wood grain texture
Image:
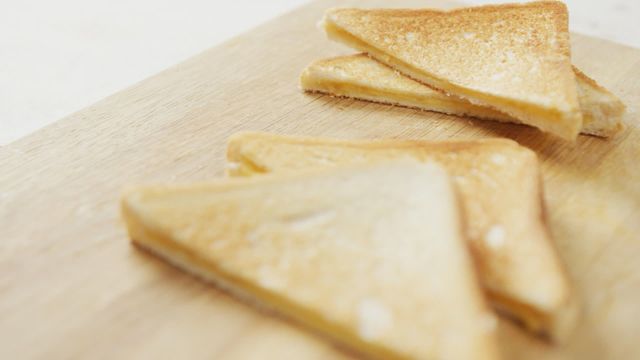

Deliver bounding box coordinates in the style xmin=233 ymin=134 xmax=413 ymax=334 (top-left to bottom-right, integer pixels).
xmin=0 ymin=0 xmax=638 ymax=358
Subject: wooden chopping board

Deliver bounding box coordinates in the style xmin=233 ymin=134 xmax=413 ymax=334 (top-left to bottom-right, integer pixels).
xmin=1 ymin=0 xmax=639 ymax=358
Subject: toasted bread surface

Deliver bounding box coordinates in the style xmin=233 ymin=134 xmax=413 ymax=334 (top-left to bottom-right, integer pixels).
xmin=122 ymin=162 xmax=500 ymax=360
xmin=323 ymin=2 xmax=583 ymax=140
xmin=301 ymin=54 xmax=625 ymax=137
xmin=227 ymin=132 xmax=579 ymax=341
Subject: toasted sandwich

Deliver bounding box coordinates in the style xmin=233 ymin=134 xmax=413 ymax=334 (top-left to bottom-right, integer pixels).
xmin=300 ymin=54 xmax=626 ymax=137
xmin=322 ymin=2 xmax=583 ymax=140
xmin=122 ymin=162 xmax=500 ymax=360
xmin=226 ymin=132 xmax=579 ymax=341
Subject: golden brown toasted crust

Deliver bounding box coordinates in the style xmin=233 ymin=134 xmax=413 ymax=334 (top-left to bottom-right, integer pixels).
xmin=226 ymin=131 xmax=579 ymax=342
xmin=122 ymin=162 xmax=501 ymax=360
xmin=323 ymin=1 xmax=583 ymax=140
xmin=300 ymin=54 xmax=625 ymax=137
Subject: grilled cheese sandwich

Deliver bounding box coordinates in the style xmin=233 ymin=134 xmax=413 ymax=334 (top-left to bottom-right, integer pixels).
xmin=300 ymin=54 xmax=625 ymax=137
xmin=122 ymin=162 xmax=501 ymax=359
xmin=322 ymin=2 xmax=583 ymax=140
xmin=226 ymin=132 xmax=579 ymax=341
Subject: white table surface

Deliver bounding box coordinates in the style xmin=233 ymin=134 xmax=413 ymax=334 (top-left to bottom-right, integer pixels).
xmin=1 ymin=0 xmax=638 ymax=145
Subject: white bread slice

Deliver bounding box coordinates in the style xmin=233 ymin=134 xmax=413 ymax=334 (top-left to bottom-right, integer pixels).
xmin=226 ymin=132 xmax=579 ymax=342
xmin=300 ymin=54 xmax=625 ymax=137
xmin=322 ymin=2 xmax=583 ymax=140
xmin=121 ymin=162 xmax=500 ymax=360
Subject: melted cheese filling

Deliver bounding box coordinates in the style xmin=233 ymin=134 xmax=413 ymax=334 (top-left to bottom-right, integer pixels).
xmin=302 ymin=74 xmax=512 ymax=121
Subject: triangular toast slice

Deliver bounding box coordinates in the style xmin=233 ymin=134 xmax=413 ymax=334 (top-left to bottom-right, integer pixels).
xmin=227 ymin=132 xmax=579 ymax=341
xmin=322 ymin=2 xmax=583 ymax=140
xmin=300 ymin=54 xmax=626 ymax=137
xmin=121 ymin=162 xmax=500 ymax=359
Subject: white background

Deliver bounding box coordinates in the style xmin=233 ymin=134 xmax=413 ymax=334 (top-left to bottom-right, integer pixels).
xmin=1 ymin=0 xmax=638 ymax=145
